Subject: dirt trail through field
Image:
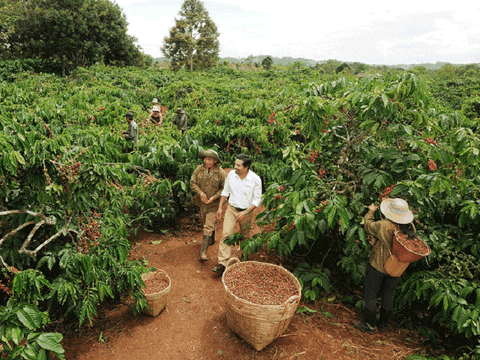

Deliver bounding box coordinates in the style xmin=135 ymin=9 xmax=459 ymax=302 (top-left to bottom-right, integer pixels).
xmin=62 ymin=209 xmax=429 ymax=360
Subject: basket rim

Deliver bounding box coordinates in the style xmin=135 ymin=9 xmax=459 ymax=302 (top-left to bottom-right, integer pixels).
xmin=394 ymin=230 xmax=431 ymax=257
xmin=142 ymin=269 xmax=172 ymax=296
xmin=222 ymin=260 xmax=301 ymax=308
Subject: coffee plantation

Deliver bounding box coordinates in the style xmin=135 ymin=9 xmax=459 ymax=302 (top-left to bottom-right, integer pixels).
xmin=1 ymin=62 xmax=479 ymax=359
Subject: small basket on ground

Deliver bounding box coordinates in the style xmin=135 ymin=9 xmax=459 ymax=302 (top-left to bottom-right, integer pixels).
xmin=393 ymin=230 xmax=431 ymax=263
xmin=222 ymin=258 xmax=301 ymax=351
xmin=141 ymin=269 xmax=171 ymax=317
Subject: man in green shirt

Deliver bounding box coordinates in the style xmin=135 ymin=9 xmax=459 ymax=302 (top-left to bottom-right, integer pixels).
xmin=122 ymin=111 xmax=138 ymax=150
xmin=190 ymin=150 xmax=226 ymax=261
xmin=172 ymin=107 xmax=187 ymax=135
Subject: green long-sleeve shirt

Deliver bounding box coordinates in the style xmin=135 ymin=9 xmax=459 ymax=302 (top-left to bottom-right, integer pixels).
xmin=173 ymin=113 xmax=187 ymax=131
xmin=190 ymin=164 xmax=226 ymax=212
xmin=123 ymin=120 xmax=138 ymax=147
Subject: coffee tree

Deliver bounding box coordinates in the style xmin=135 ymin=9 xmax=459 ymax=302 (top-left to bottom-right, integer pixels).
xmin=237 ymin=72 xmax=480 ymax=357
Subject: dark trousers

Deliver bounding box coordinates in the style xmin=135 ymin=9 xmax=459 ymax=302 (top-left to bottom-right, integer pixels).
xmin=363 ymin=263 xmax=399 ymax=326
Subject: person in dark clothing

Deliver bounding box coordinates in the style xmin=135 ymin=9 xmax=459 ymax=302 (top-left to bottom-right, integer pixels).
xmin=172 ymin=107 xmax=187 ymax=134
xmin=291 ymin=123 xmax=307 ymax=145
xmin=121 ymin=111 xmax=138 ymax=150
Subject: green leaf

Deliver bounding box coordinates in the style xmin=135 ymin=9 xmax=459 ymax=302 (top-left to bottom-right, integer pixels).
xmin=346 ymin=225 xmax=358 ymax=240
xmin=296 ymin=306 xmax=317 ymax=314
xmin=296 ymin=230 xmax=305 ymax=246
xmin=13 ymin=150 xmax=26 ymax=166
xmin=22 ymin=348 xmax=38 ymax=360
xmin=337 ymin=208 xmax=349 ymax=234
xmin=456 ymin=129 xmax=466 ymax=142
xmin=36 ymin=333 xmax=65 ymax=354
xmin=6 ymin=326 xmax=24 ymax=346
xmin=443 ymin=296 xmax=449 ymax=312
xmin=363 ymin=172 xmax=377 ymax=186
xmin=406 ymin=154 xmax=421 ymax=161
xmin=9 ymin=346 xmax=24 ymax=358
xmin=327 ymin=206 xmax=337 ymax=228
xmin=17 ymin=306 xmax=43 ymax=330
xmin=381 ymin=93 xmax=389 ymax=108
xmin=374 ymin=174 xmax=385 ymax=189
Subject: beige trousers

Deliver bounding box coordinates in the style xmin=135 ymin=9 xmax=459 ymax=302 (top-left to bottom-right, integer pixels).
xmin=217 ymin=204 xmax=253 ymax=266
xmin=200 ymin=207 xmax=216 ymax=237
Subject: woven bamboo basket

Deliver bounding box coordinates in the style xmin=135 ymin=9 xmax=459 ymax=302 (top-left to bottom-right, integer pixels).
xmin=141 ymin=269 xmax=171 ymax=317
xmin=160 ymin=106 xmax=168 ymax=116
xmin=222 ymin=258 xmax=301 ymax=351
xmin=393 ymin=230 xmax=431 ymax=263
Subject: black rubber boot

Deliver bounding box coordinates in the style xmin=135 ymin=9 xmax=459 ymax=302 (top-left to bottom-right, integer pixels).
xmin=353 ymin=308 xmax=376 ymax=334
xmin=200 ymin=235 xmax=210 ymax=261
xmin=353 ymin=321 xmax=375 ymax=334
xmin=377 ymin=308 xmax=392 ymax=331
xmin=212 ymin=264 xmax=225 ymax=275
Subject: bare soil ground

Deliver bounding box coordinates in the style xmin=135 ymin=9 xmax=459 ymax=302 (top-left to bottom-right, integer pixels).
xmin=61 ymin=208 xmax=444 ymax=360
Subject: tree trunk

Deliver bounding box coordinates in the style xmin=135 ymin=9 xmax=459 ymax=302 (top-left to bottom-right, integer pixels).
xmin=189 ymin=27 xmax=194 ymax=71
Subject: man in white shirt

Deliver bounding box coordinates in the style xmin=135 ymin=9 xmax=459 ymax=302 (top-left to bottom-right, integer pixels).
xmin=212 ymin=154 xmax=262 ymax=275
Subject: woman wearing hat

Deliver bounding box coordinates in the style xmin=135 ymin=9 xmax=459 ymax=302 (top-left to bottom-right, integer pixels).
xmin=355 ymin=198 xmax=417 ymax=333
xmin=147 ymin=105 xmax=163 ymax=126
xmin=146 ymin=98 xmax=159 ymax=114
xmin=190 ymin=150 xmax=226 ymax=261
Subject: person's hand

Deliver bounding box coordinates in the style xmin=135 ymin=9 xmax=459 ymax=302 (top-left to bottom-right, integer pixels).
xmin=236 ymin=210 xmax=248 ymax=224
xmin=216 ymin=209 xmax=223 ymax=220
xmin=368 ymin=203 xmax=378 ymax=212
xmin=200 ymin=192 xmax=209 ymax=203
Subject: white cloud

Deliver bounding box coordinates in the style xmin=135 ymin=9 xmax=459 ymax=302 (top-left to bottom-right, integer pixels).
xmin=115 ymin=0 xmax=480 ymax=64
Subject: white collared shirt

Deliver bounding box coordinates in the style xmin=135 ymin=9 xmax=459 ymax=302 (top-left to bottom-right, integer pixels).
xmin=221 ymin=170 xmax=262 ymax=209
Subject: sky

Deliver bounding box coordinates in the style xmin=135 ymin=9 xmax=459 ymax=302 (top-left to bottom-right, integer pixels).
xmin=113 ymin=0 xmax=480 ymax=66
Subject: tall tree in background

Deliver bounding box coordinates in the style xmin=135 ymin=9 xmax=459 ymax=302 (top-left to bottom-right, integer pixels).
xmin=261 ymin=56 xmax=274 ymax=70
xmin=0 ymin=0 xmax=144 ymax=75
xmin=161 ymin=0 xmax=220 ymax=71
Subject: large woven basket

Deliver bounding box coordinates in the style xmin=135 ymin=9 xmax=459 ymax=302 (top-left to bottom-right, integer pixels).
xmin=141 ymin=269 xmax=171 ymax=317
xmin=392 ymin=230 xmax=431 ymax=263
xmin=222 ymin=258 xmax=301 ymax=351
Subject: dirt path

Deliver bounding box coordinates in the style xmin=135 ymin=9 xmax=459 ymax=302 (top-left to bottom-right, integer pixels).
xmin=62 ymin=210 xmax=430 ymax=360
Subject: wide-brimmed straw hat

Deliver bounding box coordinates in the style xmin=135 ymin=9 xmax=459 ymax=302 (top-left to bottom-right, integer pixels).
xmin=199 ymin=149 xmax=221 ymax=163
xmin=152 ymin=98 xmax=158 ymax=103
xmin=176 ymin=107 xmax=185 ymax=114
xmin=152 ymin=105 xmax=160 ymax=112
xmin=380 ymin=198 xmax=413 ymax=224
